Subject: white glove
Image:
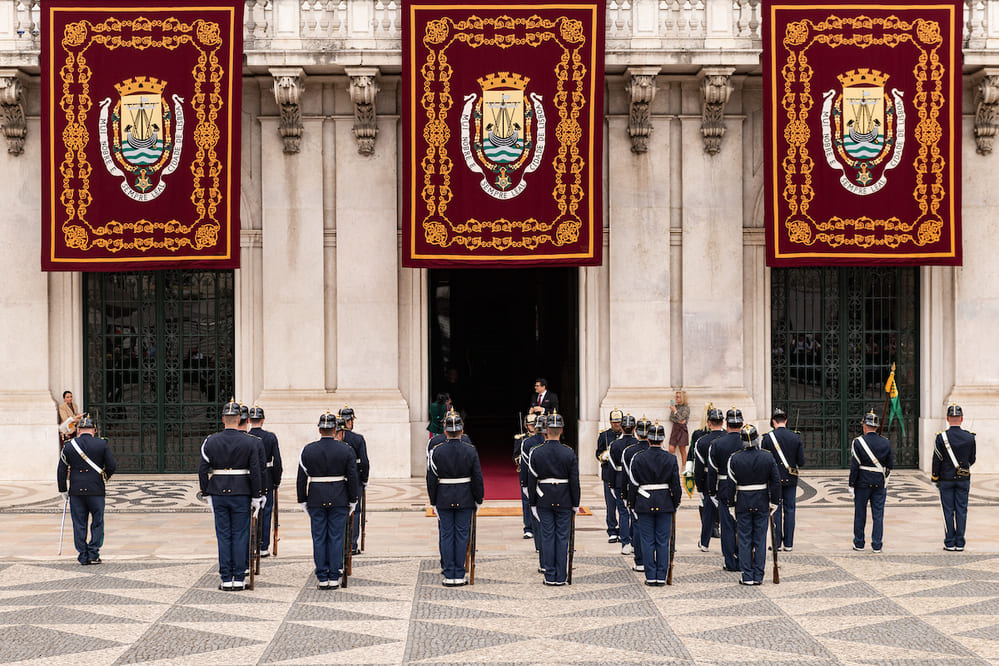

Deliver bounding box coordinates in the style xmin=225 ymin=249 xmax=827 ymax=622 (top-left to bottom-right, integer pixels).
xmin=60 ymin=491 xmax=69 ymax=502
xmin=769 ymin=503 xmax=779 ymax=512
xmin=349 ymin=501 xmax=358 ymax=515
xmin=301 ymin=502 xmax=309 ymax=513
xmin=207 ymin=496 xmax=213 ymax=511
xmin=531 ymin=506 xmax=540 ymax=522
xmin=522 ymin=486 xmax=529 ymax=498
xmin=709 ymin=495 xmax=719 ymax=507
xmin=251 ymin=497 xmax=264 ymax=517
xmin=599 ymin=450 xmax=610 ymax=462
xmin=475 ymin=502 xmax=482 ymax=511
xmin=848 ymin=487 xmax=855 ymax=499
xmin=609 ymin=488 xmax=617 ymax=499
xmin=684 ymin=460 xmax=695 ymax=476
xmin=573 ymin=506 xmax=580 ymax=514
xmin=258 ymin=494 xmax=267 ymax=510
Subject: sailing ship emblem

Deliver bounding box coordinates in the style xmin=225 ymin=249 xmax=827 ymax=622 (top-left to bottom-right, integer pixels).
xmin=460 ymin=71 xmax=546 ymax=200
xmin=98 ymin=76 xmax=185 ymax=202
xmin=820 ymin=68 xmax=906 ymax=196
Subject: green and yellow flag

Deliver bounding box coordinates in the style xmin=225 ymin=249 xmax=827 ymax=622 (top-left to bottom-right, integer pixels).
xmin=884 ymin=363 xmax=906 ymax=436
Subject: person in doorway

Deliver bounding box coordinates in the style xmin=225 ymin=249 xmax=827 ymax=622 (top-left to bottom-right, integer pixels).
xmin=57 ymin=414 xmax=116 ymax=565
xmin=931 ymin=404 xmax=976 ymax=551
xmin=529 ymin=377 xmax=558 ymax=416
xmin=849 ymin=411 xmax=894 ymax=553
xmin=668 ymin=390 xmax=690 ymax=469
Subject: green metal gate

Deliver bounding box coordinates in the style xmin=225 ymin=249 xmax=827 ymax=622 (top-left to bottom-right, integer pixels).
xmin=771 ymin=267 xmax=919 ymax=468
xmin=83 ymin=271 xmax=235 ymax=472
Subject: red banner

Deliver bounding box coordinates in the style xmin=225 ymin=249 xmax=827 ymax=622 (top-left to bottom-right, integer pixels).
xmin=402 ymin=0 xmax=605 ymax=268
xmin=764 ymin=1 xmax=962 ymax=266
xmin=42 ymin=0 xmax=242 ymax=271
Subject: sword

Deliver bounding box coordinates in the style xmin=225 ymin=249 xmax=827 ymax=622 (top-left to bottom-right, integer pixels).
xmin=567 ymin=509 xmax=576 ymax=585
xmin=666 ymin=511 xmax=677 ymax=585
xmin=343 ymin=509 xmax=354 ymax=587
xmin=770 ymin=507 xmax=781 ymax=584
xmin=57 ymin=495 xmax=68 ymax=555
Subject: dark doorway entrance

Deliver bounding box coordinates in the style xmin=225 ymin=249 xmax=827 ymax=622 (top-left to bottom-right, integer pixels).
xmin=429 ymin=268 xmax=578 ymax=498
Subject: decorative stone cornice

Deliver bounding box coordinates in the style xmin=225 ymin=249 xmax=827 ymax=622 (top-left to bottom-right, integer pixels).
xmin=973 ymin=68 xmax=999 ymax=156
xmin=699 ymin=66 xmax=735 ymax=155
xmin=0 ymin=70 xmax=26 ymax=156
xmin=346 ymin=67 xmax=380 ymax=156
xmin=625 ymin=66 xmax=660 ymax=154
xmin=270 ymin=67 xmax=305 ymax=154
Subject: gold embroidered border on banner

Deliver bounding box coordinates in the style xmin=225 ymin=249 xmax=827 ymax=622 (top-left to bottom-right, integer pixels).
xmin=419 ymin=14 xmax=587 ymax=253
xmin=779 ymin=15 xmax=946 ymax=250
xmin=57 ymin=17 xmax=225 ymax=254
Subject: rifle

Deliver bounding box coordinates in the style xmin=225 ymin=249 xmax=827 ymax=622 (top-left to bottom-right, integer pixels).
xmin=770 ymin=508 xmax=780 ymax=584
xmin=360 ymin=487 xmax=367 ymax=553
xmin=57 ymin=494 xmax=69 ymax=556
xmin=666 ymin=511 xmax=677 ymax=585
xmin=468 ymin=511 xmax=477 ymax=584
xmin=272 ymin=489 xmax=279 ymax=557
xmin=343 ymin=509 xmax=354 ymax=587
xmin=567 ymin=509 xmax=576 ymax=585
xmin=248 ymin=513 xmax=257 ymax=590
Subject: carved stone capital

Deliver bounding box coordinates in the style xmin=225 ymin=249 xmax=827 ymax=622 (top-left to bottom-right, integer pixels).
xmin=973 ymin=68 xmax=999 ymax=156
xmin=625 ymin=66 xmax=660 ymax=154
xmin=699 ymin=67 xmax=735 ymax=155
xmin=0 ymin=70 xmax=27 ymax=156
xmin=270 ymin=67 xmax=306 ymax=154
xmin=346 ymin=67 xmax=380 ymax=156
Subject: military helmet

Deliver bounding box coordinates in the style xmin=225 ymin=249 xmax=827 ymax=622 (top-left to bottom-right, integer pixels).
xmin=741 ymin=424 xmax=760 ymax=448
xmin=339 ymin=405 xmax=355 ymax=421
xmin=649 ymin=423 xmax=666 ymax=442
xmin=525 ymin=412 xmax=537 ymax=427
xmin=318 ymin=411 xmax=338 ymax=430
xmin=444 ymin=412 xmax=464 ymax=434
xmin=609 ymin=408 xmax=623 ymax=423
xmin=862 ymin=410 xmax=879 ymax=428
xmin=547 ymin=411 xmax=565 ymax=429
xmin=707 ymin=407 xmax=725 ymax=422
xmin=239 ymin=404 xmax=249 ymax=423
xmin=620 ymin=413 xmax=637 ymax=429
xmin=534 ymin=415 xmax=547 ymax=433
xmin=248 ymin=405 xmax=265 ymax=420
xmin=222 ymin=399 xmax=241 ymax=417
xmin=335 ymin=416 xmax=347 ymax=432
xmin=772 ymin=407 xmax=788 ymax=422
xmin=635 ymin=416 xmax=652 ymax=438
xmin=726 ymin=408 xmax=744 ymax=427
xmin=78 ymin=414 xmax=96 ymax=430
xmin=947 ymin=403 xmax=963 ymax=418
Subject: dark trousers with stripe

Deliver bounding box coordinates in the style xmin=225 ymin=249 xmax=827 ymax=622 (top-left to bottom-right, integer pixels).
xmin=538 ymin=507 xmax=573 ymax=583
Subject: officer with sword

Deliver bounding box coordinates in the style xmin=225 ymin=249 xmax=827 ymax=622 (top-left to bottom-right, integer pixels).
xmin=57 ymin=414 xmax=116 ymax=565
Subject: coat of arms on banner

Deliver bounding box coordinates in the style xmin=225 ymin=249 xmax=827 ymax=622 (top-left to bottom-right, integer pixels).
xmin=821 ymin=69 xmax=905 ymax=196
xmin=99 ymin=77 xmax=185 ymax=202
xmin=460 ymin=72 xmax=546 ymax=199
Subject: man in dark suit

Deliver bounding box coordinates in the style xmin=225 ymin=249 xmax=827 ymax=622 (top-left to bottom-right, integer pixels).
xmin=849 ymin=411 xmax=894 ymax=552
xmin=57 ymin=414 xmax=117 ymax=565
xmin=529 ymin=377 xmax=559 ymax=416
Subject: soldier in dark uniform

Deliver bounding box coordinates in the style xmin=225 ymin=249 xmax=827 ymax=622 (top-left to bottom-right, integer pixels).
xmin=516 ymin=413 xmax=538 ymax=539
xmin=762 ymin=408 xmax=804 ymax=552
xmin=249 ymin=406 xmax=282 ymax=557
xmin=849 ymin=411 xmax=894 ymax=552
xmin=527 ymin=411 xmax=580 ymax=585
xmin=297 ymin=412 xmax=360 ymax=589
xmin=596 ymin=409 xmax=623 ymax=543
xmin=57 ymin=414 xmax=117 ymax=565
xmin=692 ymin=408 xmax=725 ymax=551
xmin=427 ymin=412 xmax=484 ymax=586
xmin=339 ymin=405 xmax=369 ymax=554
xmin=707 ymin=409 xmax=745 ymax=571
xmin=608 ymin=414 xmax=638 ymax=555
xmin=521 ymin=413 xmax=546 ymax=560
xmin=627 ymin=423 xmax=682 ymax=586
xmin=198 ymin=400 xmax=264 ymax=590
xmin=720 ymin=425 xmax=780 ymax=585
xmin=932 ymin=404 xmax=976 ymax=551
xmin=622 ymin=417 xmax=652 ymax=572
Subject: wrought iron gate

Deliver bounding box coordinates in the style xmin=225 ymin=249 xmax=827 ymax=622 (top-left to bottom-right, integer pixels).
xmin=83 ymin=271 xmax=235 ymax=472
xmin=771 ymin=267 xmax=919 ymax=468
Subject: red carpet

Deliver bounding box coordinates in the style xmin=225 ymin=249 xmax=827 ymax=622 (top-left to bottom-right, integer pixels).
xmin=479 ymin=453 xmax=522 ymax=500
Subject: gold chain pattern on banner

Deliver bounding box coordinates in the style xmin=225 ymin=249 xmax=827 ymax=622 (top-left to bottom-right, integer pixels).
xmin=780 ymin=15 xmax=946 ymax=250
xmin=58 ymin=17 xmax=226 ymax=254
xmin=420 ymin=14 xmax=587 ymax=252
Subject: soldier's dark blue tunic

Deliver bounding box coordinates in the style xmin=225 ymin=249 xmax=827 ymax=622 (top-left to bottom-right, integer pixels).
xmin=250 ymin=426 xmax=282 ymax=553
xmin=849 ymin=432 xmax=894 ymax=551
xmin=761 ymin=426 xmax=804 ymax=550
xmin=932 ymin=425 xmax=976 ymax=550
xmin=595 ymin=427 xmax=621 ymax=538
xmin=519 ymin=432 xmax=545 ymax=552
xmin=608 ymin=433 xmax=637 ymax=548
xmin=58 ymin=433 xmax=117 ymax=564
xmin=297 ymin=436 xmax=360 ymax=584
xmin=343 ymin=428 xmax=369 ymax=551
xmin=692 ymin=429 xmax=723 ymax=549
xmin=622 ymin=439 xmax=650 ymax=567
xmin=428 ymin=437 xmax=484 ymax=582
xmin=707 ymin=431 xmax=743 ymax=570
xmin=719 ymin=448 xmax=780 ymax=584
xmin=626 ymin=446 xmax=682 ymax=583
xmin=528 ymin=439 xmax=580 ymax=584
xmin=198 ymin=428 xmax=263 ymax=585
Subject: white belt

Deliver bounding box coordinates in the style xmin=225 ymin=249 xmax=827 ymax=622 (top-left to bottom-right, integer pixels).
xmin=716 ymin=474 xmax=728 ymax=481
xmin=536 ymin=478 xmax=568 ymax=498
xmin=212 ymin=469 xmax=250 ymax=475
xmin=438 ymin=477 xmax=471 ymax=484
xmin=309 ymin=476 xmax=346 ymax=482
xmin=736 ymin=483 xmax=767 ymax=491
xmin=859 ymin=465 xmax=882 ymax=473
xmin=638 ymin=483 xmax=669 ymax=498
